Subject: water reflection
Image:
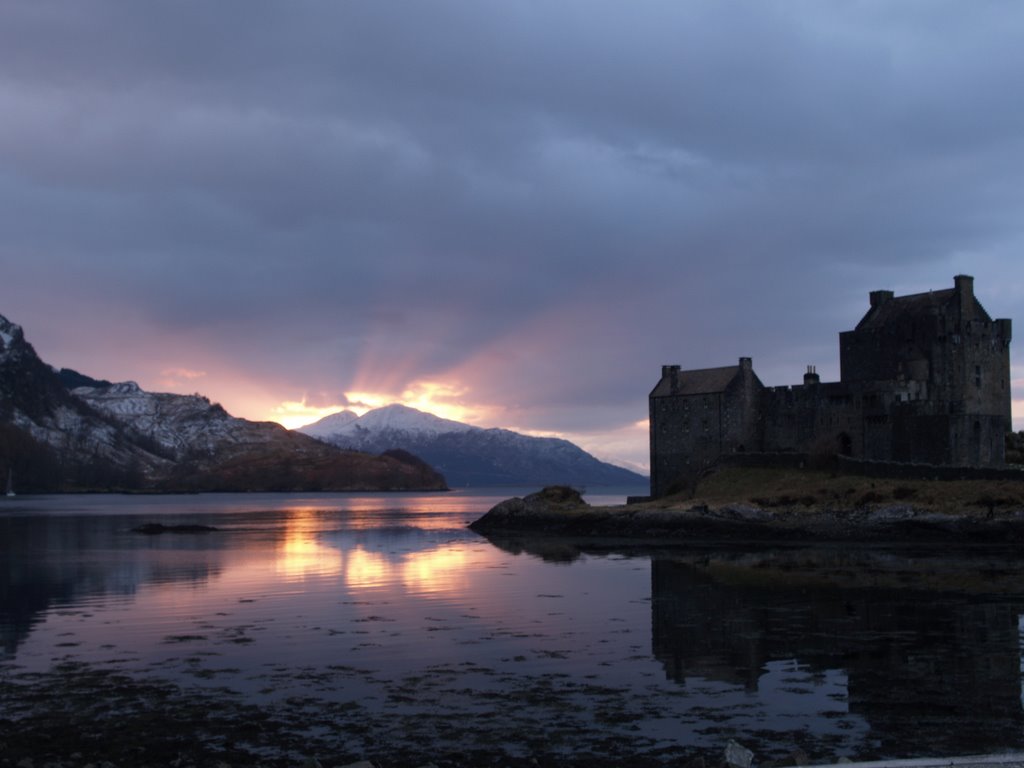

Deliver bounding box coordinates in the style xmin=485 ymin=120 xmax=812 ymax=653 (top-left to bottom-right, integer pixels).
xmin=345 ymin=545 xmax=390 ymax=588
xmin=6 ymin=494 xmax=1024 ymax=760
xmin=0 ymin=513 xmax=225 ymax=655
xmin=0 ymin=495 xmax=493 ymax=658
xmin=276 ymin=509 xmax=344 ymax=580
xmin=650 ymin=550 xmax=1024 ymax=756
xmin=401 ymin=546 xmax=472 ymax=595
xmin=479 ymin=532 xmax=1024 ymax=755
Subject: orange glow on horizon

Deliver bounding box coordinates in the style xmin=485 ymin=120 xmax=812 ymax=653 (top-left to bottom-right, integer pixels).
xmin=269 ymin=378 xmax=488 ymax=430
xmin=348 ymin=379 xmax=481 ymax=424
xmin=272 ymin=399 xmax=350 ymax=430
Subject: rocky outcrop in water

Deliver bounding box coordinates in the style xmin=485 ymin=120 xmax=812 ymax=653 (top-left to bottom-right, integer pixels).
xmin=469 ymin=486 xmax=1024 ymax=543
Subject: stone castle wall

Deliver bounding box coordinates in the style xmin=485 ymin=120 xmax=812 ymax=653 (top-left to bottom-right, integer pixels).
xmin=649 ymin=276 xmax=1013 ymax=498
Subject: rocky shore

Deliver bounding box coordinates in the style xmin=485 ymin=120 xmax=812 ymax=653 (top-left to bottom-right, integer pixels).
xmin=0 ymin=660 xmax=842 ymax=768
xmin=468 ymin=483 xmax=1024 ymax=544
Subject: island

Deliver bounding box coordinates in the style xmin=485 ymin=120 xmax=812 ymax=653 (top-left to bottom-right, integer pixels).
xmin=469 ymin=467 xmax=1024 ymax=544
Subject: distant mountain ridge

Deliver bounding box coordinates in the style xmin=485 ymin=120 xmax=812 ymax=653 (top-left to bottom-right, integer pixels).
xmin=299 ymin=403 xmax=647 ymax=487
xmin=0 ymin=312 xmax=446 ymax=493
xmin=303 ymin=405 xmax=474 ymax=440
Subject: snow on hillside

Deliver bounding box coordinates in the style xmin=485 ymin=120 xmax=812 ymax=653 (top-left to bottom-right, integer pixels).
xmin=0 ymin=316 xmax=24 ymax=362
xmin=73 ymin=381 xmax=243 ymax=455
xmin=302 ymin=403 xmax=474 ymax=439
xmin=297 ymin=409 xmax=359 ymax=439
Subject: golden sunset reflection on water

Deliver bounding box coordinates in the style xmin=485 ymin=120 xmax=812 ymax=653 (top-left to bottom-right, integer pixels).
xmin=344 ymin=546 xmax=390 ymax=589
xmin=331 ymin=495 xmax=489 ymax=529
xmin=275 ymin=508 xmax=344 ymax=580
xmin=400 ymin=547 xmax=471 ymax=595
xmin=273 ymin=507 xmax=476 ymax=594
xmin=341 ymin=545 xmax=473 ymax=594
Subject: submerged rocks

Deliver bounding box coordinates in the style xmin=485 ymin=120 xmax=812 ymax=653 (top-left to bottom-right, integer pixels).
xmin=131 ymin=523 xmax=219 ymax=534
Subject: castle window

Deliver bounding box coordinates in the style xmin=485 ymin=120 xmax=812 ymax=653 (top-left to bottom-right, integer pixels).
xmin=975 ymin=365 xmax=981 ymax=388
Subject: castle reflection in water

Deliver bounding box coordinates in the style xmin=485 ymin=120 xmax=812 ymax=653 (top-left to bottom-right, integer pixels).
xmin=651 ymin=550 xmax=1024 ymax=755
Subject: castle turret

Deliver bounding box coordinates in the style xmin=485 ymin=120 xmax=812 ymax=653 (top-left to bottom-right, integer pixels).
xmin=996 ymin=318 xmax=1012 ymax=343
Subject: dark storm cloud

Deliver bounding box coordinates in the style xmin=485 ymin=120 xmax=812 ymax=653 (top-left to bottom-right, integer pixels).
xmin=2 ymin=0 xmax=1023 ymax=460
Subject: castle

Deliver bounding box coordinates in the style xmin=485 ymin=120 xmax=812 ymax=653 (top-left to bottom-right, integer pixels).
xmin=649 ymin=275 xmax=1013 ymax=497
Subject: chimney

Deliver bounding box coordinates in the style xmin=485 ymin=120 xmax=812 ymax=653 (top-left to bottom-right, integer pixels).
xmin=803 ymin=365 xmax=820 ymax=386
xmin=739 ymin=357 xmax=752 ymax=372
xmin=954 ymin=274 xmax=975 ymax=320
xmin=869 ymin=290 xmax=894 ymax=308
xmin=663 ymin=364 xmax=681 ymax=395
xmin=954 ymin=274 xmax=974 ymax=296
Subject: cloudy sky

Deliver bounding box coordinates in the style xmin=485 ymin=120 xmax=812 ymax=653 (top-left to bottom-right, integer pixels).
xmin=1 ymin=1 xmax=1022 ymax=471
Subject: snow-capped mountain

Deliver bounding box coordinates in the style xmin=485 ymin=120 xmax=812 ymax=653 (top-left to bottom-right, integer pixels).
xmin=302 ymin=403 xmax=473 ymax=441
xmin=299 ymin=409 xmax=360 ymax=438
xmin=299 ymin=403 xmax=647 ymax=487
xmin=0 ymin=312 xmax=446 ymax=493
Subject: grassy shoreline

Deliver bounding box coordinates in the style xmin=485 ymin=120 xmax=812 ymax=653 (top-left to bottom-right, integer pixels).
xmin=656 ymin=465 xmax=1024 ymax=516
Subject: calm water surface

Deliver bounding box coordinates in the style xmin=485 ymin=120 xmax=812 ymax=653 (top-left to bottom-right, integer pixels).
xmin=2 ymin=489 xmax=1024 ymax=762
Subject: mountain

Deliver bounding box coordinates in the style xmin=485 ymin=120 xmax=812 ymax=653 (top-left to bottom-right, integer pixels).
xmin=302 ymin=405 xmax=474 ymax=441
xmin=0 ymin=313 xmax=446 ymax=493
xmin=299 ymin=403 xmax=648 ymax=487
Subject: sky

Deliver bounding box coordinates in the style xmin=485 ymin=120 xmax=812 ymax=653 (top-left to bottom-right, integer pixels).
xmin=1 ymin=1 xmax=1023 ymax=472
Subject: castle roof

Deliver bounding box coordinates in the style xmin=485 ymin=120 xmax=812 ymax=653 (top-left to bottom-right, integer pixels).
xmin=855 ymin=288 xmax=956 ymax=331
xmin=854 ymin=275 xmax=998 ymax=332
xmin=651 ymin=365 xmax=740 ymax=397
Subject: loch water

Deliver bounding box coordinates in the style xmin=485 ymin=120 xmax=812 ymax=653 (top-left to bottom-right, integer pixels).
xmin=2 ymin=490 xmax=1024 ymax=763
